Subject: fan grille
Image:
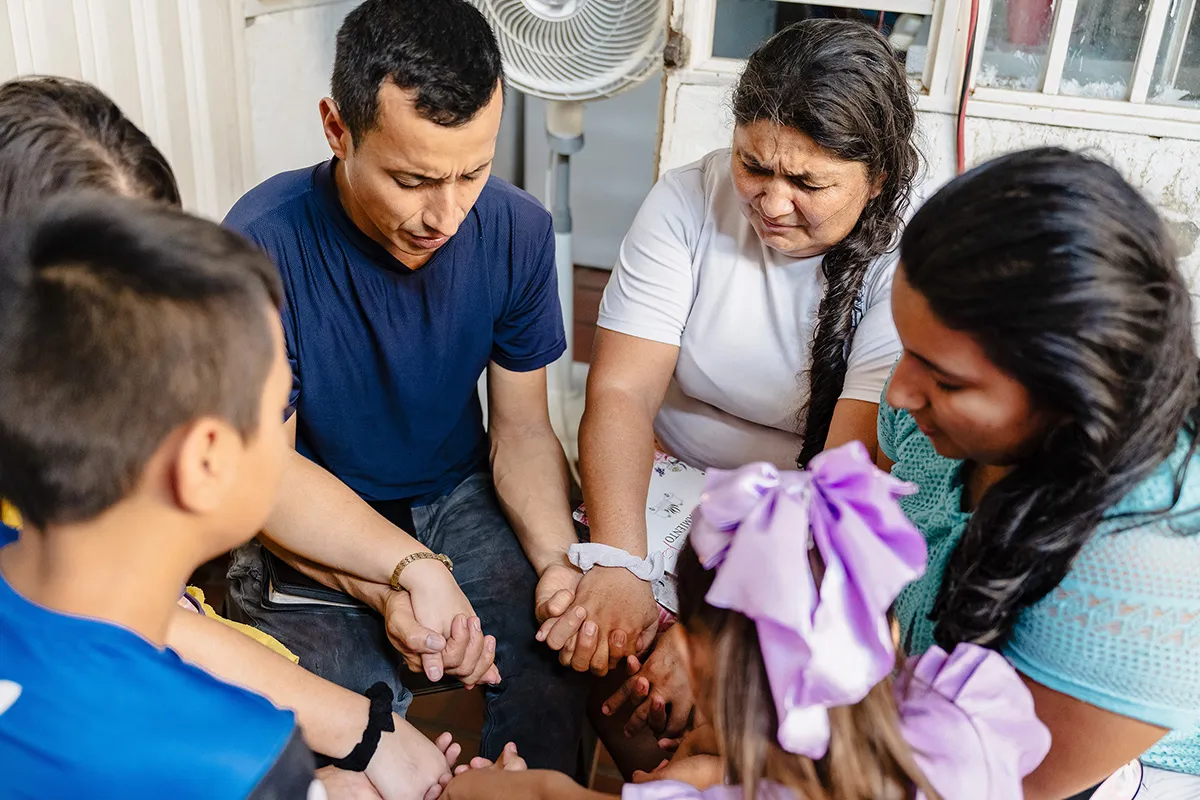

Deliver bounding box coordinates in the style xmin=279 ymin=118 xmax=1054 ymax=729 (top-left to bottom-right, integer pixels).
xmin=471 ymin=0 xmax=666 ymax=101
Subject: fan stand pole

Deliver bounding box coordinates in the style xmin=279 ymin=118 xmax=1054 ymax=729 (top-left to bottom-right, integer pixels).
xmin=546 ymin=100 xmax=585 ymax=463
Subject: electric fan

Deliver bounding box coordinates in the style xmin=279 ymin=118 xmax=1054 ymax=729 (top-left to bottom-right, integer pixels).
xmin=468 ymin=0 xmax=668 ymax=454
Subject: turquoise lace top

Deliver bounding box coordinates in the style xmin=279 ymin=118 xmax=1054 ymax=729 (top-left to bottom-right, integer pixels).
xmin=879 ymin=400 xmax=1200 ymax=774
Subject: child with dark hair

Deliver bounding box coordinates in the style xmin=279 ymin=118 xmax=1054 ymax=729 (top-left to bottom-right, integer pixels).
xmin=438 ymin=443 xmax=1050 ymax=799
xmin=0 ymin=74 xmax=458 ymax=799
xmin=0 ymin=75 xmax=180 ymax=214
xmin=0 ymin=194 xmax=315 ymax=796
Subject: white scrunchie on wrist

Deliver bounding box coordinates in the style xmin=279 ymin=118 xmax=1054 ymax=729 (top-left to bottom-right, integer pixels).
xmin=567 ymin=543 xmax=666 ymax=582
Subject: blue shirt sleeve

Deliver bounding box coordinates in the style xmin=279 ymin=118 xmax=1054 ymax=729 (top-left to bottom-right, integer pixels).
xmin=224 ymin=196 xmax=302 ymax=418
xmin=490 ymin=225 xmax=567 ymax=372
xmin=279 ymin=302 xmax=301 ymax=418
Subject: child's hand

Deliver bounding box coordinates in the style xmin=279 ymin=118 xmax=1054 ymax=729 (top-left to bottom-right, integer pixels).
xmin=452 ymin=742 xmax=527 ymax=775
xmin=602 ymin=624 xmax=694 ymax=740
xmin=631 ymin=754 xmax=722 ymax=790
xmin=435 ymin=744 xmax=534 ymax=800
xmin=434 ymin=732 xmax=463 ymax=771
xmin=672 ymin=724 xmax=718 ymax=760
xmin=441 ymin=764 xmax=572 ymax=800
xmin=367 ymin=720 xmax=456 ymax=800
xmin=416 ymin=731 xmax=463 ymax=798
xmin=315 ymin=766 xmax=385 ymax=799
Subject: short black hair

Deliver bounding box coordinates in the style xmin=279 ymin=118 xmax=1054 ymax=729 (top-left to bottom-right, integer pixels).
xmin=331 ymin=0 xmax=504 ymax=140
xmin=0 ymin=194 xmax=283 ymax=530
xmin=0 ymin=76 xmax=181 ymax=215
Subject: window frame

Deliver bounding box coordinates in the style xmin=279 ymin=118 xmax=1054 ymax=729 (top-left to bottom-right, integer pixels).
xmin=676 ymin=0 xmax=1200 ymax=141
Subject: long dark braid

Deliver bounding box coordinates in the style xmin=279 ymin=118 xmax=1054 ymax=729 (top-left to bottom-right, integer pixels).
xmin=730 ymin=18 xmax=920 ymax=467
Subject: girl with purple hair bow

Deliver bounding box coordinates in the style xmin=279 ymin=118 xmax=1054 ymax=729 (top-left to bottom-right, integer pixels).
xmin=442 ymin=441 xmax=1050 ymax=800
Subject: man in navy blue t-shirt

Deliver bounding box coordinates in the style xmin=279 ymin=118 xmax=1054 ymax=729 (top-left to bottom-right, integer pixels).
xmin=223 ymin=0 xmax=587 ymax=771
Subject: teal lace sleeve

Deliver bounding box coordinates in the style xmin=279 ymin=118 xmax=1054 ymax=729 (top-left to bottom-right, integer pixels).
xmin=1006 ymin=517 xmax=1200 ymax=730
xmin=1003 ymin=434 xmax=1200 ymax=771
xmin=878 ymin=371 xmax=900 ymax=463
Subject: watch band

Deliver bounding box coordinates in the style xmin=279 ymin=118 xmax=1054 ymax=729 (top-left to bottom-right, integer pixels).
xmin=390 ymin=552 xmax=454 ymax=590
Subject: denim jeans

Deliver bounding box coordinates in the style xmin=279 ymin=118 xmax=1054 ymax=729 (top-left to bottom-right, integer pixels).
xmin=226 ymin=472 xmax=588 ymax=772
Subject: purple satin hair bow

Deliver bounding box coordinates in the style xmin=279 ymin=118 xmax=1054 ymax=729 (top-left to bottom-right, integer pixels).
xmin=619 ymin=644 xmax=1050 ymax=800
xmin=897 ymin=643 xmax=1051 ymax=799
xmin=689 ymin=441 xmax=927 ymax=759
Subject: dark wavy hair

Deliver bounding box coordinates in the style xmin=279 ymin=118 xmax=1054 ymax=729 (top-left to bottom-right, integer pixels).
xmin=901 ymin=147 xmax=1200 ymax=650
xmin=731 ymin=19 xmax=919 ymax=467
xmin=0 ymin=76 xmax=180 ymax=215
xmin=674 ymin=540 xmax=937 ymax=800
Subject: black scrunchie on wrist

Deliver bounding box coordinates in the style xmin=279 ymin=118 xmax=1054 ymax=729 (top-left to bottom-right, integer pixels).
xmin=329 ymin=682 xmax=396 ymax=772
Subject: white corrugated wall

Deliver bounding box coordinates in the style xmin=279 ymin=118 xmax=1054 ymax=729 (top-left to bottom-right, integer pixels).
xmin=0 ymin=0 xmax=254 ymax=220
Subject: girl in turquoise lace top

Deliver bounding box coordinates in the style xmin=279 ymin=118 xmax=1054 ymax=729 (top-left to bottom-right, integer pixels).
xmin=878 ymin=148 xmax=1200 ymax=799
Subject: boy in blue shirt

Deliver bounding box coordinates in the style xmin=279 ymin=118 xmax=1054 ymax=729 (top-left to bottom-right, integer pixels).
xmin=0 ymin=195 xmax=316 ymax=797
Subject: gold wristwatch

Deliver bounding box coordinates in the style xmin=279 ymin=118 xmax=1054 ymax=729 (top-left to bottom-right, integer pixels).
xmin=390 ymin=552 xmax=454 ymax=590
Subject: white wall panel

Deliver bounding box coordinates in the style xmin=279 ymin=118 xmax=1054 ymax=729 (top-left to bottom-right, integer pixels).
xmin=0 ymin=0 xmax=254 ymax=220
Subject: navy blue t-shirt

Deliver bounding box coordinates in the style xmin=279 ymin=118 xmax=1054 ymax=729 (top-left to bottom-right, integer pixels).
xmin=225 ymin=160 xmax=565 ymax=503
xmin=0 ymin=527 xmax=316 ymax=798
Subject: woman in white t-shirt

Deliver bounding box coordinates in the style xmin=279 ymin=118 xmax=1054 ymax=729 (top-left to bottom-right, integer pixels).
xmin=537 ymin=19 xmax=921 ymax=774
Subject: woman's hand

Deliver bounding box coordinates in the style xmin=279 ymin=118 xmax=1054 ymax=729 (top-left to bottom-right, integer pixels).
xmin=537 ymin=567 xmax=660 ymax=675
xmin=602 ymin=624 xmax=694 ymax=740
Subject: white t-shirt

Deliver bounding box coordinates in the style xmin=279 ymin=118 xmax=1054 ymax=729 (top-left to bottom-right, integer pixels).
xmin=597 ymin=149 xmax=901 ymax=470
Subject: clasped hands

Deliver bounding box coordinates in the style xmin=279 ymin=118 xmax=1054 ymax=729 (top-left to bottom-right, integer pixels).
xmin=379 ymin=555 xmax=596 ymax=691
xmin=536 ymin=564 xmax=695 ymax=746
xmin=381 ymin=558 xmax=499 ymax=689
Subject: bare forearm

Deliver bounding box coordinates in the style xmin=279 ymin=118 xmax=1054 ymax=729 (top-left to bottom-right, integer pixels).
xmin=168 ymin=608 xmax=447 ymax=796
xmin=578 ymin=389 xmax=656 ymax=556
xmin=824 ymin=399 xmax=881 ymax=460
xmin=167 ymin=606 xmax=372 ymax=756
xmin=266 ymin=450 xmax=430 ymax=585
xmin=490 ymin=428 xmax=577 ymax=575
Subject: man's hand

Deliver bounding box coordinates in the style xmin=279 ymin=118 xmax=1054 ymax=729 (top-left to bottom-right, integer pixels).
xmin=538 ymin=567 xmax=658 ymax=675
xmin=382 ymin=587 xmax=499 ymax=688
xmin=603 ymin=624 xmax=693 ymax=740
xmin=534 ymin=562 xmax=582 ymax=623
